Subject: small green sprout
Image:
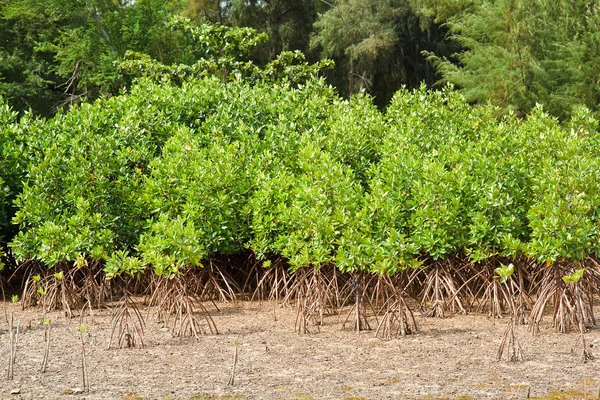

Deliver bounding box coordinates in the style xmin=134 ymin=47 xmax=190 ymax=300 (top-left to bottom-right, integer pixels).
xmin=54 ymin=271 xmax=64 ymax=280
xmin=494 ymin=263 xmax=514 ymax=284
xmin=32 ymin=274 xmax=41 ymax=282
xmin=75 ymin=254 xmax=87 ymax=269
xmin=37 ymin=286 xmax=46 ymax=296
xmin=76 ymin=323 xmax=87 ymax=333
xmin=11 ymin=295 xmax=19 ymax=303
xmin=562 ymin=268 xmax=585 ymax=284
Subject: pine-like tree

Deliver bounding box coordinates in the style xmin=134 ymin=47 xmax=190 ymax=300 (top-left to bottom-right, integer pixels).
xmin=311 ymin=0 xmax=456 ymax=105
xmin=426 ymin=0 xmax=600 ymax=119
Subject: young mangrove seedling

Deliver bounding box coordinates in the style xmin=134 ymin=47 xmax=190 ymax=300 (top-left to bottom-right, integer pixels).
xmin=41 ymin=318 xmax=51 ymax=373
xmin=228 ymin=338 xmax=239 ymax=386
xmin=77 ymin=323 xmax=89 ymax=392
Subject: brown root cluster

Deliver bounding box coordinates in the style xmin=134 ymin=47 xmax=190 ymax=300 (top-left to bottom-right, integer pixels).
xmin=4 ymin=254 xmax=600 ymax=362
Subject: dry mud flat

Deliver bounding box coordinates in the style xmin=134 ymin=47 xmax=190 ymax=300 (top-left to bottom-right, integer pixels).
xmin=1 ymin=300 xmax=600 ymax=400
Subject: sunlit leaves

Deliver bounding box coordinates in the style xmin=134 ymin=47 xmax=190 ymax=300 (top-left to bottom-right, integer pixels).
xmin=7 ymin=73 xmax=600 ymax=279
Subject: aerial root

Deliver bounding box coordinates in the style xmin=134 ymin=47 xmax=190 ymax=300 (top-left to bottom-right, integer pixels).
xmin=251 ymin=259 xmax=296 ymax=303
xmin=148 ymin=276 xmax=217 ymax=338
xmin=529 ymin=264 xmax=595 ymax=335
xmin=497 ymin=318 xmax=524 ymax=362
xmin=375 ymin=288 xmax=417 ymax=339
xmin=109 ymin=290 xmax=145 ymax=349
xmin=19 ymin=261 xmax=112 ymax=317
xmin=474 ymin=263 xmax=516 ymax=319
xmin=291 ymin=267 xmax=338 ymax=334
xmin=80 ymin=262 xmax=111 ymax=309
xmin=21 ymin=263 xmax=82 ymax=317
xmin=420 ymin=262 xmax=467 ymax=318
xmin=198 ymin=260 xmax=241 ymax=303
xmin=340 ymin=272 xmax=376 ymax=333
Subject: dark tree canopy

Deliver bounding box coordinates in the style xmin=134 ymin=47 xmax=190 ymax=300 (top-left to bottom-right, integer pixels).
xmin=1 ymin=0 xmax=599 ymax=118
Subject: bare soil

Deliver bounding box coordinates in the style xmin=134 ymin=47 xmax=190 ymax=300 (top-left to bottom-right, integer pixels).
xmin=1 ymin=300 xmax=600 ymax=400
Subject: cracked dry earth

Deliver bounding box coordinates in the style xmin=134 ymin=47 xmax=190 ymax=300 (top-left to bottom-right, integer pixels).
xmin=1 ymin=300 xmax=600 ymax=400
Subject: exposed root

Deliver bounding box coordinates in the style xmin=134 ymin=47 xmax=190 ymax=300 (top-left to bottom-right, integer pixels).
xmin=473 ymin=262 xmax=531 ymax=320
xmin=122 ymin=272 xmax=153 ymax=301
xmin=79 ymin=301 xmax=95 ymax=327
xmin=109 ymin=290 xmax=145 ymax=349
xmin=477 ymin=277 xmax=509 ymax=318
xmin=79 ymin=261 xmax=110 ymax=309
xmin=375 ymin=284 xmax=418 ymax=340
xmin=529 ymin=264 xmax=595 ymax=334
xmin=1 ymin=270 xmax=7 ymax=322
xmin=579 ymin=331 xmax=594 ymax=362
xmin=22 ymin=265 xmax=82 ymax=317
xmin=512 ymin=261 xmax=534 ymax=324
xmin=290 ymin=267 xmax=339 ymax=334
xmin=149 ymin=276 xmax=217 ymax=338
xmin=177 ymin=271 xmax=220 ymax=312
xmin=497 ymin=318 xmax=524 ymax=362
xmin=420 ymin=262 xmax=468 ymax=317
xmin=251 ymin=259 xmax=295 ymax=303
xmin=368 ymin=273 xmax=406 ymax=313
xmin=340 ymin=273 xmax=376 ymax=333
xmin=19 ymin=261 xmax=111 ymax=317
xmin=491 ymin=267 xmax=525 ymax=362
xmin=197 ymin=259 xmax=241 ymax=303
xmin=295 ymin=290 xmax=322 ymax=334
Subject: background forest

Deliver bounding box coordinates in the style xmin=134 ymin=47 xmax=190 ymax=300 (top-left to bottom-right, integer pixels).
xmin=2 ymin=0 xmax=600 ymax=119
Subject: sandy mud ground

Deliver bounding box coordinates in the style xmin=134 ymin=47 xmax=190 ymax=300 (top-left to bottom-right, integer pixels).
xmin=1 ymin=300 xmax=599 ymax=400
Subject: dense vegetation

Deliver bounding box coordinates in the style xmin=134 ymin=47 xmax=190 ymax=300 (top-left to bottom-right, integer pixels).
xmin=1 ymin=69 xmax=600 ymax=340
xmin=2 ymin=1 xmax=600 ymax=357
xmin=3 ymin=0 xmax=600 ymax=118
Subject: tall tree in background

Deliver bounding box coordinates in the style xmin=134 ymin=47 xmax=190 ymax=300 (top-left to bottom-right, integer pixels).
xmin=230 ymin=0 xmax=321 ymax=60
xmin=0 ymin=0 xmax=66 ymax=115
xmin=0 ymin=0 xmax=189 ymax=115
xmin=182 ymin=0 xmax=229 ymax=24
xmin=311 ymin=0 xmax=455 ymax=106
xmin=426 ymin=0 xmax=600 ymax=119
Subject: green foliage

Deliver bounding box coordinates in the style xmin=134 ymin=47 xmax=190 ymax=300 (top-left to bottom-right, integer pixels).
xmin=0 ymin=99 xmax=28 ymax=243
xmin=230 ymin=0 xmax=321 ymax=59
xmin=137 ymin=128 xmax=257 ymax=277
xmin=119 ymin=17 xmax=333 ymax=87
xmin=139 ymin=215 xmax=205 ymax=278
xmin=312 ymin=0 xmax=455 ymax=104
xmin=319 ymin=95 xmax=386 ymax=186
xmin=182 ymin=0 xmax=228 ymax=24
xmin=426 ymin=0 xmax=600 ymax=119
xmin=0 ymin=176 xmax=8 ymax=243
xmin=76 ymin=323 xmax=87 ymax=333
xmin=494 ymin=263 xmax=514 ymax=284
xmin=312 ymin=0 xmax=401 ymax=73
xmin=105 ymin=250 xmax=144 ymax=279
xmin=10 ymin=79 xmax=191 ymax=264
xmin=562 ymin=268 xmax=585 ymax=284
xmin=7 ymin=69 xmax=600 ymax=279
xmin=0 ymin=0 xmax=193 ymax=115
xmin=5 ymin=0 xmax=600 ymax=123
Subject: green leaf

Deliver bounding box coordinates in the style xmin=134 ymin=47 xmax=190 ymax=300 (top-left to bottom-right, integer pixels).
xmin=494 ymin=263 xmax=514 ymax=284
xmin=562 ymin=268 xmax=585 ymax=284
